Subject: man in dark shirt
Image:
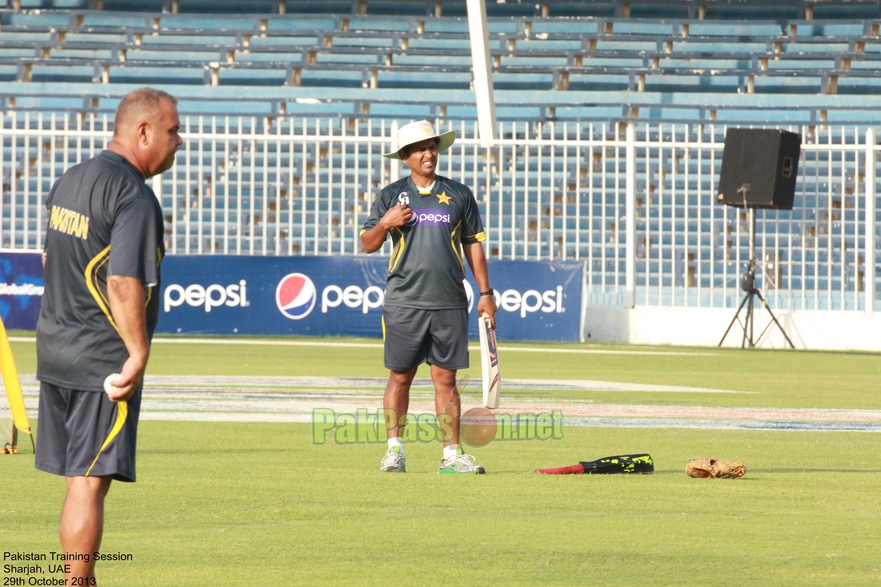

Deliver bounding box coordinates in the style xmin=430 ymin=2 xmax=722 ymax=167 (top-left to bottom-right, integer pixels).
xmin=35 ymin=87 xmax=181 ymax=583
xmin=361 ymin=120 xmax=497 ymax=474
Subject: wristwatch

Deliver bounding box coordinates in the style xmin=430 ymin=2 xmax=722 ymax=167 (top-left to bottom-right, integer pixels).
xmin=479 ymin=289 xmax=494 ymax=296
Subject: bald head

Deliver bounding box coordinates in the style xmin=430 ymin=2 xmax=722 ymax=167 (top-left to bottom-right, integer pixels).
xmin=108 ymin=88 xmax=182 ymax=178
xmin=114 ymin=88 xmax=178 ymax=137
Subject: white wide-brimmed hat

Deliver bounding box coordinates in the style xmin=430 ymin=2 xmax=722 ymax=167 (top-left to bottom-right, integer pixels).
xmin=383 ymin=120 xmax=456 ymax=159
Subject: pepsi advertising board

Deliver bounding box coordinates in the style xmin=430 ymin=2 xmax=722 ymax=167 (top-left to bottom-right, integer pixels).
xmin=0 ymin=251 xmax=44 ymax=329
xmin=0 ymin=252 xmax=585 ymax=341
xmin=158 ymin=255 xmax=584 ymax=341
xmin=159 ymin=255 xmax=389 ymax=337
xmin=464 ymin=259 xmax=583 ymax=341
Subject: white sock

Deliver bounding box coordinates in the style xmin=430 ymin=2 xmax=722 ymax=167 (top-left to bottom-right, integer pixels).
xmin=388 ymin=437 xmax=404 ymax=454
xmin=444 ymin=444 xmax=460 ymax=459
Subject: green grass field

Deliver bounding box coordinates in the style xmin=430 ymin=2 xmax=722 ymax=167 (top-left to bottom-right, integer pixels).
xmin=3 ymin=335 xmax=881 ymax=586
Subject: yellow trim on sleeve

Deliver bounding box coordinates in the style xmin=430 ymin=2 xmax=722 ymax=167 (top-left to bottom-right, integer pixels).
xmin=145 ymin=246 xmax=163 ymax=308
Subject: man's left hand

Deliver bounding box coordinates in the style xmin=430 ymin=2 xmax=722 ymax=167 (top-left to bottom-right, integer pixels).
xmin=477 ymin=294 xmax=497 ymax=329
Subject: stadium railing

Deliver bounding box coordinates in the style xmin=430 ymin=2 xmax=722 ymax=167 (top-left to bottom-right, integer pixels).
xmin=2 ymin=0 xmax=881 ymax=312
xmin=2 ymin=114 xmax=877 ymax=312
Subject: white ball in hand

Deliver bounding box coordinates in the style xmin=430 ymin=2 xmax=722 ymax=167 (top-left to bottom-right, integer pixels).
xmin=104 ymin=374 xmax=123 ymax=395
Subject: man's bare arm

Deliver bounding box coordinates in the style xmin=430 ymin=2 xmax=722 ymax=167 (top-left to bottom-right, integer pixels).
xmin=462 ymin=241 xmax=497 ymax=327
xmin=106 ymin=275 xmax=149 ymax=402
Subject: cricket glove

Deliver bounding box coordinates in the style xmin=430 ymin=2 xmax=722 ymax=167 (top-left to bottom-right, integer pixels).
xmin=686 ymin=457 xmax=746 ymax=479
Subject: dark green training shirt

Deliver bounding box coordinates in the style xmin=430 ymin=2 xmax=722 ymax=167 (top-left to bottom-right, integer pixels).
xmin=361 ymin=175 xmax=486 ymax=310
xmin=36 ymin=151 xmax=164 ymax=392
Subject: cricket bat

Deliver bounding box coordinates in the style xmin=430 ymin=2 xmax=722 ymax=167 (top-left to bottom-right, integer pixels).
xmin=478 ymin=312 xmax=500 ymax=409
xmin=535 ymin=454 xmax=655 ymax=475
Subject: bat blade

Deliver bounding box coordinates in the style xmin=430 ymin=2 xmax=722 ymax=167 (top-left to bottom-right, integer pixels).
xmin=478 ymin=313 xmax=500 ymax=409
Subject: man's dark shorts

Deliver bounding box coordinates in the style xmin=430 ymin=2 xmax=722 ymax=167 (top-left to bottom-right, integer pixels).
xmin=35 ymin=382 xmax=142 ymax=482
xmin=383 ymin=306 xmax=469 ymax=371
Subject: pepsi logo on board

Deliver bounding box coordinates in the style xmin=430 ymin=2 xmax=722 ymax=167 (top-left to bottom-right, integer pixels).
xmin=276 ymin=273 xmax=317 ymax=320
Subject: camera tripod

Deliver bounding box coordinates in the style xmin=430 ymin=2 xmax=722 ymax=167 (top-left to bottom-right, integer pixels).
xmin=718 ymin=208 xmax=795 ymax=349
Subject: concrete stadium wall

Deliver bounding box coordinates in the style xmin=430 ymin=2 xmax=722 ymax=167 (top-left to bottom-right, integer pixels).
xmin=583 ymin=304 xmax=881 ymax=351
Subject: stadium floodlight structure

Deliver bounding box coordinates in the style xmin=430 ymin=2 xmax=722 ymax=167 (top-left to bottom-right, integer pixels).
xmin=716 ymin=128 xmax=800 ymax=349
xmin=467 ymin=0 xmax=497 ymax=144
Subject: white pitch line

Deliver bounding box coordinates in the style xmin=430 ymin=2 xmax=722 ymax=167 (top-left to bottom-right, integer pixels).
xmin=561 ymin=417 xmax=881 ymax=433
xmin=12 ymin=374 xmax=752 ymax=394
xmin=8 ymin=337 xmax=717 ymax=356
xmin=148 ymin=338 xmax=717 ymax=356
xmin=491 ymin=346 xmax=718 ymax=356
xmin=10 ymin=375 xmax=880 ymax=432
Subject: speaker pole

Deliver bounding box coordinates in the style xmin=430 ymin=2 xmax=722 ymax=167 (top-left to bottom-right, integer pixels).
xmin=745 ymin=209 xmax=757 ymax=347
xmin=748 ymin=208 xmax=756 ymax=262
xmin=719 ymin=208 xmax=795 ymax=349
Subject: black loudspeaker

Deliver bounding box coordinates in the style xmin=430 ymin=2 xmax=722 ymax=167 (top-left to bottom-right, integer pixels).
xmin=717 ymin=128 xmax=801 ymax=210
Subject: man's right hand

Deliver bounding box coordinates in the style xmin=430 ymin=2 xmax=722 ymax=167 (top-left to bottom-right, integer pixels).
xmin=362 ymin=203 xmax=413 ymax=253
xmin=106 ymin=355 xmax=146 ymax=402
xmin=380 ymin=202 xmax=413 ymax=229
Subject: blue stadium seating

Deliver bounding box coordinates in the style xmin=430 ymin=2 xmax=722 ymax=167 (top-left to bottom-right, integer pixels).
xmin=0 ymin=0 xmax=878 ymax=307
xmin=2 ymin=0 xmax=881 ymax=127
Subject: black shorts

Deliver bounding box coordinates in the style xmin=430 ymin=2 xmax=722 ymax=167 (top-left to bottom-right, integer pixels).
xmin=383 ymin=306 xmax=469 ymax=371
xmin=35 ymin=382 xmax=142 ymax=482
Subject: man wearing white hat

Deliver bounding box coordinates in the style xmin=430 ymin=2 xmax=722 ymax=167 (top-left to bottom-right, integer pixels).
xmin=361 ymin=120 xmax=497 ymax=474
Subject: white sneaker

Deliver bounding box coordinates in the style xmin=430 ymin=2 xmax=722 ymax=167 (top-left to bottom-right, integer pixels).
xmin=379 ymin=446 xmax=406 ymax=473
xmin=438 ymin=451 xmax=486 ymax=475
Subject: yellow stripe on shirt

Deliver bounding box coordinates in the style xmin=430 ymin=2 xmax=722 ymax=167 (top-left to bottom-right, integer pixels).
xmin=388 ymin=227 xmax=406 ymax=272
xmin=84 ymin=400 xmax=128 ymax=477
xmin=449 ymin=221 xmax=465 ymax=273
xmin=84 ymin=245 xmax=120 ymax=336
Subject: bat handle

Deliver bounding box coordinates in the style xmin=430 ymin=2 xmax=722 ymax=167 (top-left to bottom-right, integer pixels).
xmin=535 ymin=464 xmax=585 ymax=475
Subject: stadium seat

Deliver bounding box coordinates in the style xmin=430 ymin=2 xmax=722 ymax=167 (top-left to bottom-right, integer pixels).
xmin=0 ymin=0 xmax=878 ymax=317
